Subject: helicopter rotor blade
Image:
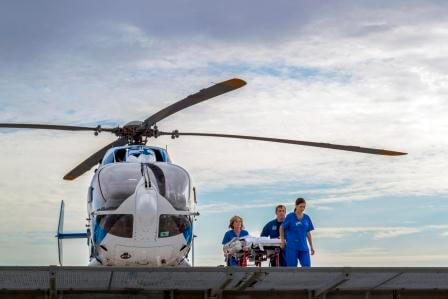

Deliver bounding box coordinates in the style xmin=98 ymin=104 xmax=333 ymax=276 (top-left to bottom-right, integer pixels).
xmin=142 ymin=78 xmax=246 ymax=128
xmin=63 ymin=137 xmax=128 ymax=181
xmin=0 ymin=123 xmax=115 ymax=132
xmin=158 ymin=131 xmax=407 ymax=156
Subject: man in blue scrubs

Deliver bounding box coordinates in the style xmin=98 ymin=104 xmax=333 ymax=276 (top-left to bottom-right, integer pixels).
xmin=280 ymin=198 xmax=315 ymax=267
xmin=222 ymin=216 xmax=249 ymax=266
xmin=260 ymin=204 xmax=286 ymax=266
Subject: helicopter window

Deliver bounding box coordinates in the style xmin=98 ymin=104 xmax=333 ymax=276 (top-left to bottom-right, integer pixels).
xmin=154 ymin=148 xmax=170 ymax=162
xmin=153 ymin=149 xmax=164 ymax=162
xmin=88 ymin=187 xmax=93 ymax=203
xmin=102 ymin=152 xmax=115 ymax=165
xmin=98 ymin=163 xmax=142 ymax=208
xmin=127 ymin=148 xmax=156 ymax=163
xmin=149 ymin=164 xmax=190 ymax=211
xmin=97 ymin=214 xmax=133 ymax=238
xmin=158 ymin=214 xmax=191 ymax=238
xmin=115 ymin=149 xmax=127 ymax=163
xmin=147 ymin=164 xmax=166 ymax=196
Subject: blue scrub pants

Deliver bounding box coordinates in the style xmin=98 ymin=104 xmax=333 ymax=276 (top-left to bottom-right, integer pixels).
xmin=227 ymin=257 xmax=239 ymax=267
xmin=285 ymin=247 xmax=311 ymax=267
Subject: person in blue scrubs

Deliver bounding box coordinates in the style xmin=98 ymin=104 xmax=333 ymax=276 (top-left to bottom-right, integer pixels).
xmin=280 ymin=198 xmax=315 ymax=267
xmin=222 ymin=215 xmax=249 ymax=266
xmin=261 ymin=204 xmax=287 ymax=266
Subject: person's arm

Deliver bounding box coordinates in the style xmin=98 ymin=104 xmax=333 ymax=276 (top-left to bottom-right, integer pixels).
xmin=307 ymin=232 xmax=315 ymax=255
xmin=279 ymin=216 xmax=289 ymax=249
xmin=222 ymin=232 xmax=229 ymax=256
xmin=307 ymin=216 xmax=315 ymax=255
xmin=260 ymin=223 xmax=269 ymax=237
xmin=279 ymin=226 xmax=286 ymax=249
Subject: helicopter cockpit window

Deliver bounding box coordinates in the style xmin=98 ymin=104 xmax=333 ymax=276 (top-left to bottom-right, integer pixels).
xmin=126 ymin=148 xmax=156 ymax=163
xmin=102 ymin=152 xmax=115 ymax=165
xmin=98 ymin=163 xmax=142 ymax=208
xmin=97 ymin=214 xmax=133 ymax=238
xmin=148 ymin=164 xmax=190 ymax=211
xmin=158 ymin=214 xmax=191 ymax=238
xmin=114 ymin=149 xmax=127 ymax=162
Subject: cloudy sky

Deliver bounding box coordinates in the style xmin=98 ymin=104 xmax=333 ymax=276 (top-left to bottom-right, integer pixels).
xmin=0 ymin=0 xmax=447 ymax=266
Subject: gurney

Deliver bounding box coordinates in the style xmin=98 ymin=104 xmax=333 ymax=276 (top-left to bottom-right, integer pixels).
xmin=223 ymin=236 xmax=282 ymax=267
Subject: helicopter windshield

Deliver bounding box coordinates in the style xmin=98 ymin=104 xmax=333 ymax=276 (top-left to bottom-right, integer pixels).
xmin=147 ymin=163 xmax=191 ymax=211
xmin=94 ymin=214 xmax=133 ymax=244
xmin=98 ymin=163 xmax=142 ymax=209
xmin=158 ymin=214 xmax=192 ymax=243
xmin=98 ymin=159 xmax=190 ymax=210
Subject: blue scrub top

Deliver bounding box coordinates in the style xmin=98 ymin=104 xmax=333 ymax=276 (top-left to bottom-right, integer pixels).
xmin=222 ymin=229 xmax=249 ymax=245
xmin=261 ymin=219 xmax=283 ymax=239
xmin=281 ymin=212 xmax=314 ymax=251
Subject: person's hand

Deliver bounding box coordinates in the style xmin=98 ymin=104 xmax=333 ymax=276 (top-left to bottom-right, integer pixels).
xmin=280 ymin=239 xmax=285 ymax=249
xmin=310 ymin=248 xmax=315 ymax=255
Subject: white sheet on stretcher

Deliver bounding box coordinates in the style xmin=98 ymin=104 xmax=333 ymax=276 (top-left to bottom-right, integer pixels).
xmin=240 ymin=236 xmax=282 ymax=251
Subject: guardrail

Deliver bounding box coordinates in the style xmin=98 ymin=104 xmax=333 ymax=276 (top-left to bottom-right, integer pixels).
xmin=1 ymin=266 xmax=448 ymax=298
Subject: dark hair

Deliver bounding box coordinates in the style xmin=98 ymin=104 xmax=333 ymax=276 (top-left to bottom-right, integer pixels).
xmin=275 ymin=204 xmax=286 ymax=213
xmin=295 ymin=198 xmax=306 ymax=206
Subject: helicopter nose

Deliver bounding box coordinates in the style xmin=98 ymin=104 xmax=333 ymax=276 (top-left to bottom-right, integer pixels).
xmin=134 ymin=184 xmax=158 ymax=241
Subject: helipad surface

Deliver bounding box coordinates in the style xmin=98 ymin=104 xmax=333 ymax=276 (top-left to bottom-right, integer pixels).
xmin=1 ymin=266 xmax=447 ymax=298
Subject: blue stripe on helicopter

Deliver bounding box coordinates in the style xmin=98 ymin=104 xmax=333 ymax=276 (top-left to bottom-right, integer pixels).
xmin=57 ymin=233 xmax=87 ymax=239
xmin=93 ymin=220 xmax=108 ymax=245
xmin=161 ymin=149 xmax=170 ymax=162
xmin=183 ymin=225 xmax=192 ymax=245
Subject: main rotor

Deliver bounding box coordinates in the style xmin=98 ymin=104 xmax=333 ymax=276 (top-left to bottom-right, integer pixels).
xmin=0 ymin=78 xmax=407 ymax=181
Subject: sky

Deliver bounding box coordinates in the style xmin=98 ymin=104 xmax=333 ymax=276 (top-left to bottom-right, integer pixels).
xmin=0 ymin=0 xmax=447 ymax=266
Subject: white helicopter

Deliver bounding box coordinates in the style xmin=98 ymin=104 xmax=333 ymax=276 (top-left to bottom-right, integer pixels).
xmin=0 ymin=78 xmax=407 ymax=267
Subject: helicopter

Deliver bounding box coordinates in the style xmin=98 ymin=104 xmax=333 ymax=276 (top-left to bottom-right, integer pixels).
xmin=0 ymin=78 xmax=407 ymax=267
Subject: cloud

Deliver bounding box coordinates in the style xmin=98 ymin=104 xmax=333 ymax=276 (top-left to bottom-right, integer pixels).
xmin=315 ymin=224 xmax=448 ymax=240
xmin=198 ymin=201 xmax=294 ymax=214
xmin=1 ymin=1 xmax=448 ymax=266
xmin=314 ymin=227 xmax=421 ymax=240
xmin=426 ymin=225 xmax=448 ymax=230
xmin=314 ymin=251 xmax=448 ymax=267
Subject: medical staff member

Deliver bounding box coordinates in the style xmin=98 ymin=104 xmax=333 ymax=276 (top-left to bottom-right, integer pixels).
xmin=279 ymin=198 xmax=315 ymax=267
xmin=260 ymin=204 xmax=286 ymax=266
xmin=222 ymin=216 xmax=249 ymax=266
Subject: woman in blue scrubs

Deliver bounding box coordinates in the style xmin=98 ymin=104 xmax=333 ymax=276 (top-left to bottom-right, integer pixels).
xmin=279 ymin=198 xmax=315 ymax=267
xmin=222 ymin=215 xmax=249 ymax=266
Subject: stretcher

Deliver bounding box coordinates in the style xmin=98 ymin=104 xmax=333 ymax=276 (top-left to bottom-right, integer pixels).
xmin=223 ymin=236 xmax=282 ymax=267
